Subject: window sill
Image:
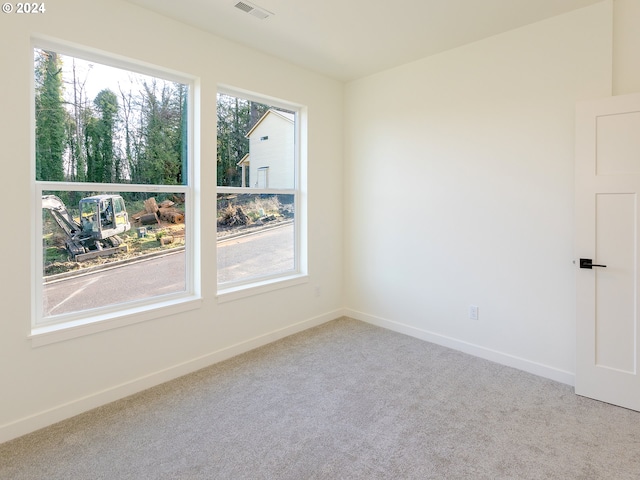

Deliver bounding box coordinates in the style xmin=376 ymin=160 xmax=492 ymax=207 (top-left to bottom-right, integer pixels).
xmin=30 ymin=296 xmax=202 ymax=347
xmin=217 ymin=274 xmax=308 ymax=303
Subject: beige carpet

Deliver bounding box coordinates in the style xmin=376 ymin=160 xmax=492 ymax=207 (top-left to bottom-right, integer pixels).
xmin=1 ymin=317 xmax=639 ymax=479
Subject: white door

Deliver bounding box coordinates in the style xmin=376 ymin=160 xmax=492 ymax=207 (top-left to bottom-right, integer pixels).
xmin=257 ymin=167 xmax=269 ymax=189
xmin=575 ymin=93 xmax=640 ymax=411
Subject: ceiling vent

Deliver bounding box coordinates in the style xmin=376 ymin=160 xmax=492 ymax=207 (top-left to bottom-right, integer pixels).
xmin=234 ymin=1 xmax=273 ymax=20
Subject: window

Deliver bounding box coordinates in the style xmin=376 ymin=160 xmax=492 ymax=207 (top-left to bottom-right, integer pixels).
xmin=216 ymin=90 xmax=305 ymax=293
xmin=33 ymin=40 xmax=197 ymax=339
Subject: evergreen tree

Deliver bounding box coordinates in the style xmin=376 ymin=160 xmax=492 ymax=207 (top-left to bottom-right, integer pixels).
xmin=93 ymin=89 xmax=120 ymax=182
xmin=35 ymin=50 xmax=66 ymax=181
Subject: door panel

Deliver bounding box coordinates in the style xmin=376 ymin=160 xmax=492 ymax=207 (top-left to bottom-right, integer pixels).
xmin=596 ymin=112 xmax=640 ymax=175
xmin=594 ymin=193 xmax=635 ymax=373
xmin=575 ymin=93 xmax=640 ymax=411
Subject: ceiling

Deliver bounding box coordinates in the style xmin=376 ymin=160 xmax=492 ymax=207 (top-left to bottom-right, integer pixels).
xmin=125 ymin=0 xmax=602 ymax=82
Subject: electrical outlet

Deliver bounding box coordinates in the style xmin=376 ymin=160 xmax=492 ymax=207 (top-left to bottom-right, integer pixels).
xmin=469 ymin=305 xmax=479 ymax=321
xmin=315 ymin=285 xmax=321 ymax=297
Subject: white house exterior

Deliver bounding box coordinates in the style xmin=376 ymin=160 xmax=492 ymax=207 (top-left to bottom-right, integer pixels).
xmin=240 ymin=109 xmax=295 ymax=189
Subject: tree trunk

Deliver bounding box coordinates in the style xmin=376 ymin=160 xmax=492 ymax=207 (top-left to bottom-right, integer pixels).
xmin=139 ymin=212 xmax=159 ymax=225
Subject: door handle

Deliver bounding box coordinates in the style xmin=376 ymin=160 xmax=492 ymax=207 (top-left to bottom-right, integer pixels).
xmin=579 ymin=258 xmax=607 ymax=269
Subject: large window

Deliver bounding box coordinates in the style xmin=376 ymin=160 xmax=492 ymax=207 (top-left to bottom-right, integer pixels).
xmin=33 ymin=41 xmax=197 ymax=338
xmin=216 ymin=90 xmax=304 ymax=293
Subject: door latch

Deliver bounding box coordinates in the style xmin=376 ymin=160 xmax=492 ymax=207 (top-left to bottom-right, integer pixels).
xmin=579 ymin=258 xmax=607 ymax=269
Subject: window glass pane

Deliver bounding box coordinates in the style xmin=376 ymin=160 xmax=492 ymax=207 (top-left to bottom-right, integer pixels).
xmin=42 ymin=190 xmax=187 ymax=318
xmin=217 ymin=93 xmax=295 ymax=189
xmin=217 ymin=193 xmax=295 ymax=284
xmin=34 ymin=49 xmax=188 ymax=185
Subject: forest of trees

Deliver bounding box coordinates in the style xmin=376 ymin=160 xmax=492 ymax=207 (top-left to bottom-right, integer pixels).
xmin=35 ymin=49 xmax=188 ymax=187
xmin=35 ymin=49 xmax=281 ymax=193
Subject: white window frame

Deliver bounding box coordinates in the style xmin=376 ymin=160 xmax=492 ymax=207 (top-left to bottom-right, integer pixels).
xmin=31 ymin=37 xmax=201 ymax=346
xmin=216 ymin=86 xmax=307 ymax=301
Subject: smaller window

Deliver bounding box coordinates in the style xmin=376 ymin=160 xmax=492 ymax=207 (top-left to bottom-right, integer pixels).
xmin=216 ymin=90 xmax=303 ymax=291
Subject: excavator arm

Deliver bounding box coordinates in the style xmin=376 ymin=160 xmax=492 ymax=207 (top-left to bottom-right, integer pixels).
xmin=42 ymin=195 xmax=82 ymax=238
xmin=42 ymin=194 xmax=90 ymax=258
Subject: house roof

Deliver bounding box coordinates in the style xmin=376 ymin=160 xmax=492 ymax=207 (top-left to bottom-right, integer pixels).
xmin=237 ymin=153 xmax=250 ymax=167
xmin=245 ymin=109 xmax=295 ymax=139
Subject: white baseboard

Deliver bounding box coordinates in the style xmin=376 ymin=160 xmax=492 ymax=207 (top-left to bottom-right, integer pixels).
xmin=345 ymin=309 xmax=575 ymax=386
xmin=0 ymin=309 xmax=346 ymax=445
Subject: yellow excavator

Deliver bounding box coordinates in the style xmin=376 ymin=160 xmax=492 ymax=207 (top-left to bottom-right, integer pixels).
xmin=42 ymin=194 xmax=131 ymax=262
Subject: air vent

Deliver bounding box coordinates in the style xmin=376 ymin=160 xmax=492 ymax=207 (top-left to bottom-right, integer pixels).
xmin=234 ymin=1 xmax=273 ymax=20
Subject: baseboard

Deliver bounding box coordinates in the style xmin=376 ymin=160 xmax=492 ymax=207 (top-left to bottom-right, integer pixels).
xmin=346 ymin=309 xmax=575 ymax=386
xmin=0 ymin=308 xmax=346 ymax=445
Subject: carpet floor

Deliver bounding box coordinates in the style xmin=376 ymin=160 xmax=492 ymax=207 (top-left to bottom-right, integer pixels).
xmin=1 ymin=317 xmax=639 ymax=479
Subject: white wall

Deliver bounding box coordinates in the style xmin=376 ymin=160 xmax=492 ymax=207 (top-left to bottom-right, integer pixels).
xmin=613 ymin=0 xmax=640 ymax=94
xmin=344 ymin=2 xmax=613 ymax=383
xmin=0 ymin=0 xmax=344 ymax=442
